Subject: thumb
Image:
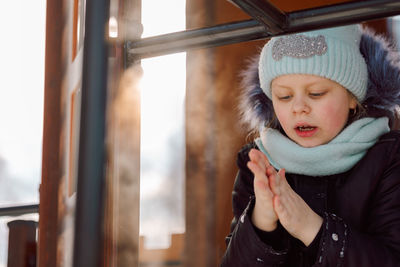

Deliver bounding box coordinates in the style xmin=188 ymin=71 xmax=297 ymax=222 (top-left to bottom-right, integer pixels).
xmin=268 ymin=167 xmax=284 ymax=196
xmin=275 ymin=168 xmax=287 ymax=189
xmin=277 ymin=168 xmax=286 ymax=182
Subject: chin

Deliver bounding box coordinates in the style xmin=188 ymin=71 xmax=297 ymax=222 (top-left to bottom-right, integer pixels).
xmin=295 ymin=139 xmax=322 ymax=148
xmin=298 ymin=143 xmax=315 ymax=148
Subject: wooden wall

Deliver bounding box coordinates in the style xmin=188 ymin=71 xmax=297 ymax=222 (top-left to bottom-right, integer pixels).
xmin=185 ymin=1 xmax=265 ymax=266
xmin=269 ymin=0 xmax=354 ymax=11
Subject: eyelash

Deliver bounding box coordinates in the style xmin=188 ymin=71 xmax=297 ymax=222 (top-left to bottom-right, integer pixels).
xmin=309 ymin=92 xmax=325 ymax=97
xmin=277 ymin=92 xmax=325 ymax=100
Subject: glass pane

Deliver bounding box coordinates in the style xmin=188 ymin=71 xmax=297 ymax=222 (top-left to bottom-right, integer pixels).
xmin=139 ymin=1 xmax=186 ymax=265
xmin=139 ymin=53 xmax=186 ymax=265
xmin=0 ymin=1 xmax=45 ymax=206
xmin=0 ymin=1 xmax=45 ymax=266
xmin=141 ymin=0 xmax=250 ymax=37
xmin=141 ymin=0 xmax=186 ymax=38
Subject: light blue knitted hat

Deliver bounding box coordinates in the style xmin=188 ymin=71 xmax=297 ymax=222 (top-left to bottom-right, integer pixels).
xmin=258 ymin=25 xmax=368 ymax=102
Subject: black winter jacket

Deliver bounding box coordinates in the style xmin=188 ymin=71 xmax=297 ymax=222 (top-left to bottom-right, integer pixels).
xmin=221 ymin=130 xmax=400 ymax=267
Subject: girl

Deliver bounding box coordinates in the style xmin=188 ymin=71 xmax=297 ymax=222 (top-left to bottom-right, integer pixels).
xmin=221 ymin=25 xmax=400 ymax=266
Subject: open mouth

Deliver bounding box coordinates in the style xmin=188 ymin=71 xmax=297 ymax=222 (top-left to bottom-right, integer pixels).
xmin=296 ymin=126 xmax=316 ymax=132
xmin=294 ymin=125 xmax=318 ymax=137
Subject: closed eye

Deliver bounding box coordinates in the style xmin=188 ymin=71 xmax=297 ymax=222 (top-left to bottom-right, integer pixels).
xmin=309 ymin=92 xmax=325 ymax=97
xmin=278 ymin=95 xmax=291 ymax=100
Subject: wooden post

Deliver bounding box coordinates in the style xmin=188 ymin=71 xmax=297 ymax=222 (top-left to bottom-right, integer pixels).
xmin=7 ymin=220 xmax=37 ymax=267
xmin=38 ymin=0 xmax=65 ymax=266
xmin=185 ymin=1 xmax=264 ymax=266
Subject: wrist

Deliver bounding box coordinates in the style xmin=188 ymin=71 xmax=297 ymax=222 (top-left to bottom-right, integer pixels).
xmin=259 ymin=221 xmax=278 ymax=232
xmin=301 ymin=214 xmax=323 ymax=246
xmin=251 ymin=208 xmax=278 ymax=232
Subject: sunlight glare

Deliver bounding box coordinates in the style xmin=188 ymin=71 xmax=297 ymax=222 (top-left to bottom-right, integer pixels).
xmin=139 ymin=0 xmax=186 ymax=250
xmin=109 ymin=16 xmax=118 ymax=38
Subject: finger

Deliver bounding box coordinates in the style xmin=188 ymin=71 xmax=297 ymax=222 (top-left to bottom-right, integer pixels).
xmin=248 ymin=149 xmax=267 ymax=173
xmin=269 ymin=167 xmax=286 ymax=195
xmin=268 ymin=167 xmax=280 ymax=195
xmin=249 ymin=148 xmax=265 ymax=161
xmin=273 ymin=195 xmax=294 ymax=234
xmin=254 ymin=177 xmax=274 ymax=198
xmin=256 ymin=149 xmax=271 ymax=167
xmin=276 ymin=168 xmax=292 ymax=195
xmin=252 ymin=166 xmax=274 ymax=200
xmin=273 ymin=195 xmax=286 ymax=218
xmin=250 ymin=148 xmax=268 ymax=161
xmin=257 ymin=149 xmax=271 ymax=167
xmin=277 ymin=168 xmax=285 ymax=187
xmin=247 ymin=161 xmax=268 ymax=181
xmin=266 ymin=165 xmax=277 ymax=177
xmin=254 ymin=177 xmax=268 ymax=191
xmin=276 ymin=178 xmax=301 ymax=217
xmin=249 ymin=149 xmax=270 ymax=170
xmin=278 ymin=169 xmax=287 ymax=183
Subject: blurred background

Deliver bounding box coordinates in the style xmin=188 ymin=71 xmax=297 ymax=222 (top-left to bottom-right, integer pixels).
xmin=0 ymin=1 xmax=46 ymax=266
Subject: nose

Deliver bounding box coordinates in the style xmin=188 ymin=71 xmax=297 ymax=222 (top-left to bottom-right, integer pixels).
xmin=292 ymin=96 xmax=310 ymax=114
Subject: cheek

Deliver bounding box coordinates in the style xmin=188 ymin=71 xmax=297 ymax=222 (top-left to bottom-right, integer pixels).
xmin=319 ymin=102 xmax=349 ymax=129
xmin=273 ymin=105 xmax=289 ymax=126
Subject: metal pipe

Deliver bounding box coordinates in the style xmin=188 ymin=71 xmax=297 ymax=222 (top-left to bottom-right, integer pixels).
xmin=128 ymin=20 xmax=269 ymax=60
xmin=288 ymin=0 xmax=400 ymax=32
xmin=73 ymin=0 xmax=110 ymax=266
xmin=228 ymin=0 xmax=287 ymax=33
xmin=0 ymin=204 xmax=39 ymax=217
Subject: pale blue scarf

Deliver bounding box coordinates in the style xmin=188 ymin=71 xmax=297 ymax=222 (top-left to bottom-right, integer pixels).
xmin=255 ymin=117 xmax=390 ymax=176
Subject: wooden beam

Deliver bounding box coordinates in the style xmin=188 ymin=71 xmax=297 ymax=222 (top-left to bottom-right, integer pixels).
xmin=37 ymin=0 xmax=65 ymax=265
xmin=7 ymin=220 xmax=37 ymax=267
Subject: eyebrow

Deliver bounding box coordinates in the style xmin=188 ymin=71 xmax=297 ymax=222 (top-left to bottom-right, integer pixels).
xmin=272 ymin=81 xmax=328 ymax=89
xmin=272 ymin=84 xmax=291 ymax=89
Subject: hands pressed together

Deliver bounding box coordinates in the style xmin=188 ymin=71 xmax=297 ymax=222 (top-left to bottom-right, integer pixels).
xmin=247 ymin=149 xmax=323 ymax=247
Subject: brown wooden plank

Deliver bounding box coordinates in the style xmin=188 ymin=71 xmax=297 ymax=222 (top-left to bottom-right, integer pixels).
xmin=37 ymin=0 xmax=65 ymax=266
xmin=269 ymin=0 xmax=356 ymax=12
xmin=102 ymin=1 xmax=142 ymax=266
xmin=7 ymin=220 xmax=37 ymax=267
xmin=186 ymin=1 xmax=264 ymax=266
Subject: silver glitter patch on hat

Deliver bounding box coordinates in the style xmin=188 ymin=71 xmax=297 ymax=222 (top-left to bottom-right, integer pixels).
xmin=272 ymin=34 xmax=328 ymax=61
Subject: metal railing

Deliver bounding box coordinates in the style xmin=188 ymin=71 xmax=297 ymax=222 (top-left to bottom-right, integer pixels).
xmin=0 ymin=204 xmax=39 ymax=217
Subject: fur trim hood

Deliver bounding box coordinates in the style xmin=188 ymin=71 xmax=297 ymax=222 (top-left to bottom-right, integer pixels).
xmin=239 ymin=27 xmax=400 ymax=132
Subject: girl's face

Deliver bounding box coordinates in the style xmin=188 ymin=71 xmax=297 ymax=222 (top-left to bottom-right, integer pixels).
xmin=271 ymin=74 xmax=357 ymax=148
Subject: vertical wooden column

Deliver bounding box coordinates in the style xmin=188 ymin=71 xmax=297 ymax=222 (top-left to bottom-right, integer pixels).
xmin=38 ymin=0 xmax=66 ymax=266
xmin=185 ymin=1 xmax=266 ymax=266
xmin=7 ymin=220 xmax=37 ymax=267
xmin=102 ymin=0 xmax=142 ymax=266
xmin=185 ymin=1 xmax=216 ymax=266
xmin=105 ymin=62 xmax=142 ymax=266
xmin=185 ymin=47 xmax=217 ymax=267
xmin=213 ymin=19 xmax=266 ymax=267
xmin=213 ymin=3 xmax=269 ymax=263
